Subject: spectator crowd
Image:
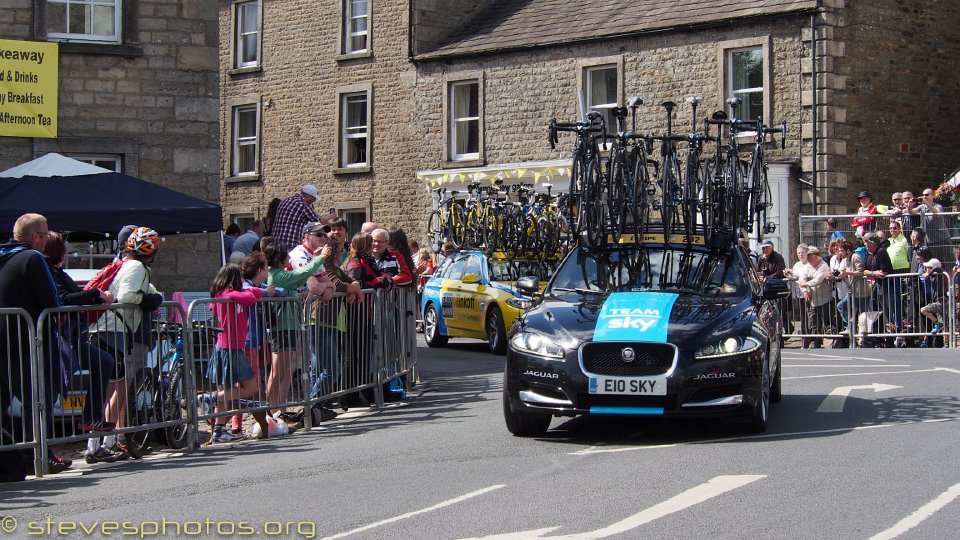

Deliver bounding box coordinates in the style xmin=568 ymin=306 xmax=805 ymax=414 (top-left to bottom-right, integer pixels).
xmin=0 ymin=185 xmax=434 ymax=480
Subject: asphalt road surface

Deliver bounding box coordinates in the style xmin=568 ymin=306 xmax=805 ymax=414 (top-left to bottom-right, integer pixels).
xmin=1 ymin=340 xmax=959 ymax=540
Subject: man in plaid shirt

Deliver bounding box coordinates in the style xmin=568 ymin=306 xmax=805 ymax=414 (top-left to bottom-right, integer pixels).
xmin=271 ymin=184 xmax=321 ymax=248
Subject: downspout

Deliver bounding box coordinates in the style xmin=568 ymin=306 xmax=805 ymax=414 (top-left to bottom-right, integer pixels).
xmin=811 ymin=7 xmax=818 ymax=216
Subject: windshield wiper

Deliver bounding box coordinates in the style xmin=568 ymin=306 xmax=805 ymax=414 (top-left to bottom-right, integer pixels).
xmin=551 ymin=287 xmax=608 ymax=295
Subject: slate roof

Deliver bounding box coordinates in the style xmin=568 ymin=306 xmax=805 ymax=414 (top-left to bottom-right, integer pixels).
xmin=416 ymin=0 xmax=818 ymax=59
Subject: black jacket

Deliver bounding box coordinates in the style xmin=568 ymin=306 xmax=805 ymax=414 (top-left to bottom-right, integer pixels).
xmin=49 ymin=265 xmax=101 ymax=307
xmin=0 ymin=242 xmax=61 ymax=402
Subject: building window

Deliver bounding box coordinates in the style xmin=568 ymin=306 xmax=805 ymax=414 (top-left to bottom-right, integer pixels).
xmin=727 ymin=46 xmax=764 ymax=123
xmin=72 ymin=155 xmax=121 ymax=172
xmin=340 ymin=92 xmax=369 ymax=168
xmin=46 ymin=0 xmax=121 ymax=43
xmin=585 ymin=65 xmax=618 ymax=131
xmin=233 ymin=1 xmax=260 ymax=69
xmin=343 ymin=0 xmax=369 ymax=54
xmin=232 ymin=104 xmax=259 ymax=176
xmin=450 ymin=80 xmax=480 ymax=161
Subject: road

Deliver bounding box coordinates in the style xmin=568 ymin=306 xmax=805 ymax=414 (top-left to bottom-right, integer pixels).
xmin=1 ymin=340 xmax=959 ymax=540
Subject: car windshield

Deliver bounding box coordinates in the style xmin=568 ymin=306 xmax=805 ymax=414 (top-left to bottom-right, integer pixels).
xmin=549 ymin=245 xmax=749 ymax=296
xmin=488 ymin=259 xmax=554 ymax=282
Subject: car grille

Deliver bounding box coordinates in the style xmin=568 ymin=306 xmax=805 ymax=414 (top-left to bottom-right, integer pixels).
xmin=580 ymin=342 xmax=676 ymax=377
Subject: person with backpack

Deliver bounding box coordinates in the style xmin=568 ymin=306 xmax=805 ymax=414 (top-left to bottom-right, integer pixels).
xmin=86 ymin=227 xmax=164 ymax=461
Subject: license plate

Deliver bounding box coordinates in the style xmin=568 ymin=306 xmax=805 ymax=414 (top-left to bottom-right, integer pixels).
xmin=62 ymin=395 xmax=86 ymax=411
xmin=589 ymin=376 xmax=666 ymax=395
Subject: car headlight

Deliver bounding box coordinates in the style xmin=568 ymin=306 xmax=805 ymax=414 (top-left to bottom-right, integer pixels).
xmin=510 ymin=330 xmax=565 ymax=359
xmin=694 ymin=336 xmax=762 ymax=359
xmin=506 ymin=297 xmax=532 ymax=310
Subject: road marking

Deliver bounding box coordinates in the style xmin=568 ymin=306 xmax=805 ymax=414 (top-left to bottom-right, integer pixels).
xmin=789 ymin=364 xmax=910 ymax=368
xmin=782 ymin=353 xmax=888 ymax=362
xmin=870 ymin=482 xmax=960 ymax=540
xmin=462 ymin=475 xmax=764 ymax=539
xmin=568 ymin=417 xmax=960 ymax=455
xmin=324 ymin=484 xmax=506 ymax=539
xmin=816 ymin=383 xmax=902 ymax=413
xmin=784 ymin=368 xmax=947 ymax=380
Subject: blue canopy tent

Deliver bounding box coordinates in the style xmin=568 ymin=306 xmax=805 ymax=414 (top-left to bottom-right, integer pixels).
xmin=0 ymin=153 xmax=222 ymax=240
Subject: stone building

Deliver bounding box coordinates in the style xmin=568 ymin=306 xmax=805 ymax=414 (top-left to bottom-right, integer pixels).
xmin=218 ymin=0 xmax=960 ymax=253
xmin=1 ymin=0 xmax=221 ymax=292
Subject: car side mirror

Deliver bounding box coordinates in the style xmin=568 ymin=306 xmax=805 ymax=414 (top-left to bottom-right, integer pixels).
xmin=516 ymin=276 xmax=539 ymax=296
xmin=761 ymin=278 xmax=791 ymax=300
xmin=461 ymin=273 xmax=480 ymax=285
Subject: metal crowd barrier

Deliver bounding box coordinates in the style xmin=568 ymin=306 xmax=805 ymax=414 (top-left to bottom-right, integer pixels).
xmin=5 ymin=289 xmax=419 ymax=478
xmin=0 ymin=308 xmax=40 ymax=475
xmin=777 ymin=272 xmax=958 ymax=349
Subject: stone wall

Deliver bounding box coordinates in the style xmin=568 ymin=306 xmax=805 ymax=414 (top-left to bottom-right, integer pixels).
xmin=0 ymin=0 xmax=221 ymax=294
xmin=825 ymin=0 xmax=960 ymax=211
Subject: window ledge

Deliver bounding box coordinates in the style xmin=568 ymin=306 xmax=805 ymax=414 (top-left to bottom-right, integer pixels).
xmin=336 ymin=51 xmax=372 ymax=62
xmin=228 ymin=65 xmax=262 ymax=77
xmin=226 ymin=174 xmax=261 ymax=184
xmin=441 ymin=158 xmax=485 ymax=169
xmin=334 ymin=166 xmax=371 ymax=175
xmin=56 ymin=42 xmax=142 ymax=57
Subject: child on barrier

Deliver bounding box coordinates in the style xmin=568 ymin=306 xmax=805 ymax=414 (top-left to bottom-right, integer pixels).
xmin=263 ymin=240 xmax=332 ymax=421
xmin=203 ymin=263 xmax=272 ymax=442
xmin=226 ymin=252 xmax=286 ymax=437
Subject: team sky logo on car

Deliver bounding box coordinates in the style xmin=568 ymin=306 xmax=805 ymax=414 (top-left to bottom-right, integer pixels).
xmin=593 ymin=292 xmax=679 ymax=343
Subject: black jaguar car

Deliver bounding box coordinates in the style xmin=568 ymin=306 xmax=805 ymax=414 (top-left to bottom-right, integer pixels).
xmin=503 ymin=241 xmax=791 ymax=436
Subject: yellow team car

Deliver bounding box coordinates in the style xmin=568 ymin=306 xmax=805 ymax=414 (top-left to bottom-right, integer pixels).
xmin=420 ymin=250 xmax=550 ymax=354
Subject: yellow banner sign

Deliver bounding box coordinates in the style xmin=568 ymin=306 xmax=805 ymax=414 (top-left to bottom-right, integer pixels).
xmin=0 ymin=39 xmax=58 ymax=138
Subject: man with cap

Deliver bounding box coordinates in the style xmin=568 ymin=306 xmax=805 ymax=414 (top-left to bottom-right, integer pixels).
xmin=271 ymin=185 xmax=322 ymax=249
xmin=851 ymin=191 xmax=878 ymax=238
xmin=288 ymin=221 xmax=332 ymax=277
xmin=757 ymin=239 xmax=786 ymax=282
xmin=797 ymin=245 xmax=832 ymax=348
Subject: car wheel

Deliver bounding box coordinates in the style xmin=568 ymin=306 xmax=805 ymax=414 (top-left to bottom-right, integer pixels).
xmin=423 ymin=303 xmax=448 ymax=348
xmin=747 ymin=361 xmax=771 ymax=433
xmin=486 ymin=306 xmax=507 ymax=355
xmin=770 ymin=362 xmax=782 ymax=404
xmin=502 ymin=378 xmax=551 ymax=437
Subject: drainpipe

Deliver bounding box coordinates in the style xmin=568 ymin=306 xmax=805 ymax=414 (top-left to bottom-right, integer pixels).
xmin=811 ymin=8 xmax=819 ymax=216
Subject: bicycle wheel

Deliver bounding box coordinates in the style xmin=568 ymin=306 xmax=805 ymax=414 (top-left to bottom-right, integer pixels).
xmin=607 ymin=149 xmax=629 ymax=243
xmin=163 ymin=363 xmax=188 ymax=450
xmin=464 ymin=205 xmax=482 ymax=249
xmin=125 ymin=368 xmax=158 ymax=459
xmin=448 ymin=203 xmax=466 ymax=248
xmin=482 ymin=205 xmax=499 ymax=253
xmin=583 ymin=158 xmax=605 ymax=248
xmin=427 ymin=210 xmax=444 ymax=251
xmin=630 ymin=151 xmax=652 ymax=242
xmin=683 ymin=152 xmax=702 ymax=240
xmin=568 ymin=151 xmax=586 ymax=239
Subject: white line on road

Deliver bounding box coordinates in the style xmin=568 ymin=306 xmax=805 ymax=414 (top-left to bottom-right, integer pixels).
xmin=568 ymin=417 xmax=959 ymax=455
xmin=562 ymin=475 xmax=765 ymax=539
xmin=869 ymin=482 xmax=960 ymax=540
xmin=784 ymin=368 xmax=945 ymax=380
xmin=461 ymin=475 xmax=764 ymax=539
xmin=324 ymin=484 xmax=506 ymax=540
xmin=781 ymin=353 xmax=888 ymax=362
xmin=788 ymin=364 xmax=910 ymax=368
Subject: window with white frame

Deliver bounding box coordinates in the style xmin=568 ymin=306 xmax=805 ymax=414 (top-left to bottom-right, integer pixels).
xmin=585 ymin=65 xmax=618 ymax=131
xmin=340 ymin=92 xmax=369 ymax=168
xmin=343 ymin=0 xmax=369 ymax=54
xmin=234 ymin=1 xmax=260 ymax=69
xmin=450 ymin=80 xmax=480 ymax=161
xmin=727 ymin=47 xmax=764 ymax=123
xmin=232 ymin=104 xmax=259 ymax=176
xmin=72 ymin=155 xmax=121 ymax=172
xmin=46 ymin=0 xmax=121 ymax=43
